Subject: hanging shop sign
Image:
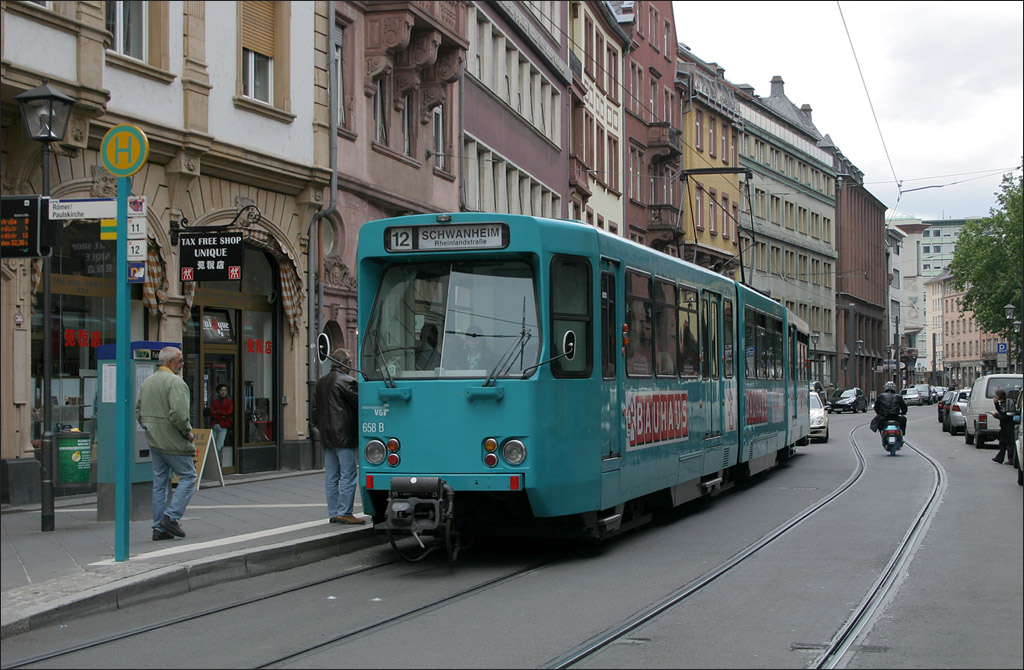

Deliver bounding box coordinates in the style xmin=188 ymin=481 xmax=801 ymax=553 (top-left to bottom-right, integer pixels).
xmin=179 ymin=231 xmax=244 ymax=282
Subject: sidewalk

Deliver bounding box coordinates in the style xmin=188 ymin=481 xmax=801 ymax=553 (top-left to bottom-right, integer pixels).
xmin=0 ymin=470 xmax=377 ymax=639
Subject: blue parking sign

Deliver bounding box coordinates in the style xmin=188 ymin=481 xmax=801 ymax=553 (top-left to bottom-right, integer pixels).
xmin=997 ymin=342 xmax=1008 ymax=354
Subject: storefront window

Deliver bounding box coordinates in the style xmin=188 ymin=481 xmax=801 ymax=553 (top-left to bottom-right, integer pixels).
xmin=32 ymin=221 xmax=119 ymax=442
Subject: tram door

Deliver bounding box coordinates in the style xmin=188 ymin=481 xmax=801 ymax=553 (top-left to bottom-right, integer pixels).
xmin=202 ymin=350 xmax=237 ymax=472
xmin=702 ymin=291 xmax=722 ymax=442
xmin=600 ymin=264 xmax=622 ymax=460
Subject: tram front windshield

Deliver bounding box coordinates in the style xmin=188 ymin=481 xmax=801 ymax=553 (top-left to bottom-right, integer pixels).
xmin=362 ymin=260 xmax=540 ymax=380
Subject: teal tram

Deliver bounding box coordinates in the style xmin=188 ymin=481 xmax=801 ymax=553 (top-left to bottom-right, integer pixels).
xmin=353 ymin=213 xmax=810 ymax=560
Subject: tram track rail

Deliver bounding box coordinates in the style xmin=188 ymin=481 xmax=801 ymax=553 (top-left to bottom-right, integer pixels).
xmin=545 ymin=423 xmax=945 ymax=669
xmin=3 ymin=424 xmax=945 ymax=670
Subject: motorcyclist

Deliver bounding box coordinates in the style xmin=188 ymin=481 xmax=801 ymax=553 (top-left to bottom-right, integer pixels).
xmin=871 ymin=381 xmax=908 ymax=440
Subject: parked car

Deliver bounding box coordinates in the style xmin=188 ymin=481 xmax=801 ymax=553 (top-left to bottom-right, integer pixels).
xmin=944 ymin=388 xmax=971 ymax=435
xmin=914 ymin=384 xmax=933 ymax=405
xmin=829 ymin=387 xmax=868 ymax=413
xmin=809 ymin=381 xmax=828 ymax=410
xmin=901 ymin=387 xmax=923 ymax=406
xmin=963 ymin=374 xmax=1023 ymax=447
xmin=930 ymin=386 xmax=944 ymax=403
xmin=809 ymin=391 xmax=829 ymax=442
xmin=938 ymin=389 xmax=956 ymax=426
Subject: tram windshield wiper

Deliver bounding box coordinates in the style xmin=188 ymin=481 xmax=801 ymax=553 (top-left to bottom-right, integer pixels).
xmin=369 ymin=329 xmax=397 ymax=388
xmin=483 ymin=329 xmax=533 ymax=387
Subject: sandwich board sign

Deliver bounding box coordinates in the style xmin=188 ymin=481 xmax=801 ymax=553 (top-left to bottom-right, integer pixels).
xmin=171 ymin=428 xmax=224 ymax=489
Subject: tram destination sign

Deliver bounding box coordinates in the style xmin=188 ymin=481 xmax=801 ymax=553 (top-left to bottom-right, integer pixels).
xmin=178 ymin=231 xmax=244 ymax=282
xmin=384 ymin=222 xmax=509 ymax=253
xmin=1 ymin=196 xmax=44 ymax=258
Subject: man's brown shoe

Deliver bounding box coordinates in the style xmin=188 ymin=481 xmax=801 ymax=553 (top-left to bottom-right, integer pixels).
xmin=333 ymin=515 xmax=366 ymax=525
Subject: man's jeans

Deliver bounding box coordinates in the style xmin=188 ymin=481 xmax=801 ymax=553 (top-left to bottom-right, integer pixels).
xmin=324 ymin=447 xmax=357 ymax=517
xmin=151 ymin=449 xmax=197 ymax=528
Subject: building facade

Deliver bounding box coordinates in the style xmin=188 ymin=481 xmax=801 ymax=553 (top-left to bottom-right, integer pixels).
xmin=611 ymin=0 xmax=683 ymax=250
xmin=833 ymin=156 xmax=889 ymax=396
xmin=463 ymin=1 xmax=568 ymax=219
xmin=567 ymin=0 xmax=627 ymax=232
xmin=2 ymin=1 xmax=334 ymax=487
xmin=674 ymin=47 xmax=741 ymax=271
xmin=734 ymin=76 xmax=838 ymax=387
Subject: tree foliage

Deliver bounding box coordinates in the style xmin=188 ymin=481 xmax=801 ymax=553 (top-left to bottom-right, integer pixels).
xmin=949 ymin=168 xmax=1023 ymax=347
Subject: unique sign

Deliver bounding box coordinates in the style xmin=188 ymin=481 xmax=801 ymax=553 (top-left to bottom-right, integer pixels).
xmin=49 ymin=198 xmax=116 ymax=221
xmin=385 ymin=223 xmax=509 ymax=252
xmin=178 ymin=231 xmax=244 ymax=281
xmin=1 ymin=196 xmax=43 ymax=258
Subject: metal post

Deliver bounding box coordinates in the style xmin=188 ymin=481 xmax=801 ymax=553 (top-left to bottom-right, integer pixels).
xmin=40 ymin=141 xmax=54 ymax=533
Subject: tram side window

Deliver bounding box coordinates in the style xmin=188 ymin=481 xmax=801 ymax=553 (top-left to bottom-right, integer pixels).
xmin=625 ymin=270 xmax=652 ymax=377
xmin=723 ymin=299 xmax=734 ymax=378
xmin=551 ymin=256 xmax=591 ymax=377
xmin=744 ymin=306 xmax=756 ymax=379
xmin=772 ymin=317 xmax=784 ymax=379
xmin=708 ymin=294 xmax=720 ymax=379
xmin=757 ymin=312 xmax=769 ymax=379
xmin=701 ymin=293 xmax=719 ymax=379
xmin=678 ymin=286 xmax=699 ymax=377
xmin=654 ymin=280 xmax=677 ymax=376
xmin=601 ymin=272 xmax=616 ymax=380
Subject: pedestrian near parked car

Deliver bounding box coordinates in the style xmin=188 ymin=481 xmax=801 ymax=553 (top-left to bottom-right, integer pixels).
xmin=136 ymin=346 xmax=196 ymax=541
xmin=209 ymin=383 xmax=233 ymax=453
xmin=991 ymin=389 xmax=1017 ymax=464
xmin=313 ymin=347 xmax=366 ymax=525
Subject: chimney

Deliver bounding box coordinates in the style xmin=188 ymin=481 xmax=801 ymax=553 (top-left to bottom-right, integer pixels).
xmin=770 ymin=75 xmax=785 ymax=97
xmin=800 ymin=104 xmax=812 ymax=122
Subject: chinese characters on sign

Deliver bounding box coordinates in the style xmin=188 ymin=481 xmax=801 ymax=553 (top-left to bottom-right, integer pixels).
xmin=65 ymin=329 xmax=102 ymax=348
xmin=247 ymin=339 xmax=273 ymax=355
xmin=179 ymin=231 xmax=244 ymax=282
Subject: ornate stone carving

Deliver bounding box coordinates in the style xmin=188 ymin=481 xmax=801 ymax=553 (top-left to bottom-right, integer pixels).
xmin=324 ymin=259 xmax=356 ymax=289
xmin=364 ymin=55 xmax=393 ymax=96
xmin=434 ymin=48 xmax=465 ymax=84
xmin=90 ymin=166 xmax=116 ymax=197
xmin=395 ymin=69 xmax=421 ymax=101
xmin=420 ymin=83 xmax=447 ymax=124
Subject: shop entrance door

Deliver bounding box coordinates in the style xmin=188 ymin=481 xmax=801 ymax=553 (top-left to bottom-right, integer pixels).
xmin=203 ymin=349 xmax=237 ymax=473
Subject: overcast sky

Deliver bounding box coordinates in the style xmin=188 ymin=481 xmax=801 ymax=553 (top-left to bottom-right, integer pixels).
xmin=671 ymin=1 xmax=1023 ymax=221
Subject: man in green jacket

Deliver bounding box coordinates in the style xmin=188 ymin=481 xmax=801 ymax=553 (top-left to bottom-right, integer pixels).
xmin=136 ymin=346 xmax=196 ymax=541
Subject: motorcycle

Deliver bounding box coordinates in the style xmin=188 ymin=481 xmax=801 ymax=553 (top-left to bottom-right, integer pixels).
xmin=882 ymin=420 xmax=903 ymax=455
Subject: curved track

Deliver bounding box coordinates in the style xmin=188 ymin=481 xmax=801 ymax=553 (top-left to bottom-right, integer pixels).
xmin=3 ymin=425 xmax=945 ymax=670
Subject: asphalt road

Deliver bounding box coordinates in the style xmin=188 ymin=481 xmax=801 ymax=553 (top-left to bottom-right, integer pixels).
xmin=3 ymin=405 xmax=1020 ymax=669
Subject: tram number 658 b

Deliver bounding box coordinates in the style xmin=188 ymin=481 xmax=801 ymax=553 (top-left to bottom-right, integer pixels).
xmin=363 ymin=422 xmax=384 ymax=433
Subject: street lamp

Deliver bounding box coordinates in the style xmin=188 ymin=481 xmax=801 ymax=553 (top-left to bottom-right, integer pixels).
xmin=16 ymin=78 xmax=75 ymax=533
xmin=811 ymin=332 xmax=820 ymax=381
xmin=1006 ymin=303 xmax=1019 ymax=374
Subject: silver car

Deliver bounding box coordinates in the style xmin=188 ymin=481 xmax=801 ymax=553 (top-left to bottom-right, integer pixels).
xmin=944 ymin=388 xmax=971 ymax=435
xmin=901 ymin=387 xmax=923 ymax=406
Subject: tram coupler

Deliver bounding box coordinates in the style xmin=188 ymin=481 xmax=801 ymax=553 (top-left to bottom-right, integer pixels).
xmin=379 ymin=476 xmax=453 ymax=536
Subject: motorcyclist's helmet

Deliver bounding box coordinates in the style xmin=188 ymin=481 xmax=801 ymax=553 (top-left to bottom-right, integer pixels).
xmin=884 ymin=381 xmax=896 ymax=392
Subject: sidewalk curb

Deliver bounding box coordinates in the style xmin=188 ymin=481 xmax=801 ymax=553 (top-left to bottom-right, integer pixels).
xmin=1 ymin=526 xmax=380 ymax=640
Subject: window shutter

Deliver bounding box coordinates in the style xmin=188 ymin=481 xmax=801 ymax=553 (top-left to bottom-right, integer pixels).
xmin=242 ymin=1 xmax=275 ymax=57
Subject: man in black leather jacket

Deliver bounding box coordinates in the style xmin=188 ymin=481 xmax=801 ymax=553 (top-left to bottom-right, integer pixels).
xmin=313 ymin=348 xmax=365 ymax=525
xmin=872 ymin=381 xmax=908 ymax=437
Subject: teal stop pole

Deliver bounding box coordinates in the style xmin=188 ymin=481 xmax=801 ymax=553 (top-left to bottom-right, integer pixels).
xmin=114 ymin=177 xmax=131 ymax=562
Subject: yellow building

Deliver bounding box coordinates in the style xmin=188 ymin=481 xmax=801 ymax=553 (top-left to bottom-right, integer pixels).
xmin=676 ymin=48 xmax=741 ymax=273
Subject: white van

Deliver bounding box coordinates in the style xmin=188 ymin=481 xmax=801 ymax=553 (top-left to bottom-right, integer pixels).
xmin=963 ymin=373 xmax=1023 ymax=447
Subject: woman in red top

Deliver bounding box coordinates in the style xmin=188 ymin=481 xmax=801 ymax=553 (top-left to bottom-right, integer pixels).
xmin=210 ymin=384 xmax=233 ymax=453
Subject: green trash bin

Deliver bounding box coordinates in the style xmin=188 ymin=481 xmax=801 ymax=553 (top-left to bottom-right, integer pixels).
xmin=57 ymin=431 xmax=92 ymax=485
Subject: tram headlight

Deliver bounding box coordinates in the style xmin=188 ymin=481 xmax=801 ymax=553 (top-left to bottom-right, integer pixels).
xmin=502 ymin=439 xmax=526 ymax=466
xmin=365 ymin=439 xmax=386 ymax=465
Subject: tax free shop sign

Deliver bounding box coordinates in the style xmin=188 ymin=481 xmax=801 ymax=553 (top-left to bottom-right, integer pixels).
xmin=179 ymin=231 xmax=244 ymax=281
